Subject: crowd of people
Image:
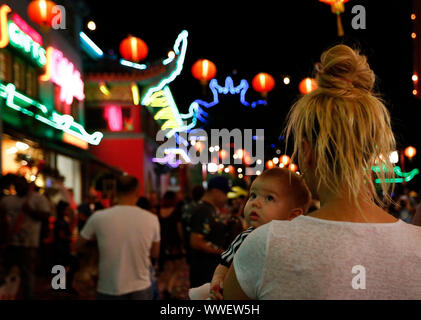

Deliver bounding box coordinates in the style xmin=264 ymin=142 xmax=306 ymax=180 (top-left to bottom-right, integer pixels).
xmin=1 ymin=44 xmax=421 ymax=300
xmin=0 ymin=173 xmax=105 ymax=299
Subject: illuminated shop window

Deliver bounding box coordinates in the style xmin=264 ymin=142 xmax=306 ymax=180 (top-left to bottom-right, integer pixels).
xmin=1 ymin=134 xmax=45 ymax=186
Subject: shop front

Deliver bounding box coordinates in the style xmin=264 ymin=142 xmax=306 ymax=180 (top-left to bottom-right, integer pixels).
xmin=0 ymin=2 xmax=104 ymax=205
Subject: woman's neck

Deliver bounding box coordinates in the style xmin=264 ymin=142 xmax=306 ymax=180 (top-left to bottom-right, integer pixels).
xmin=310 ymin=187 xmax=397 ymax=223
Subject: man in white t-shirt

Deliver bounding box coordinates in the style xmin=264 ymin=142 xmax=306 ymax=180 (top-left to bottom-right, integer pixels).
xmin=76 ymin=175 xmax=160 ymax=299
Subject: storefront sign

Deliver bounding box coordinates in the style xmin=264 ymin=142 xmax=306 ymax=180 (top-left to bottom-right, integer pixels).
xmin=0 ymin=4 xmax=46 ymax=66
xmin=40 ymin=46 xmax=85 ymax=105
xmin=62 ymin=133 xmax=88 ymax=150
xmin=0 ymin=81 xmax=102 ymax=146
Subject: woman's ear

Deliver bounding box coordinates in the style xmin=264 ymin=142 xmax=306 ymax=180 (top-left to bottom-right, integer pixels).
xmin=301 ymin=139 xmax=313 ymax=168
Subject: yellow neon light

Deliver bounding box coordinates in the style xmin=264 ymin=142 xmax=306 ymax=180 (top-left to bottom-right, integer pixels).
xmin=146 ymin=89 xmax=181 ymax=130
xmin=161 ymin=120 xmax=179 ymax=130
xmin=154 ymin=108 xmax=173 ymax=120
xmin=131 ymin=83 xmax=140 ymax=105
xmin=146 ymin=91 xmax=167 ymax=107
xmin=99 ymin=82 xmax=110 ymax=96
xmin=0 ymin=5 xmax=11 ymax=48
xmin=63 ymin=133 xmax=89 ymax=149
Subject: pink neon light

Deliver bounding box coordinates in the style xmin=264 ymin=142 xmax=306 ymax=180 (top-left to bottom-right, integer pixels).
xmin=104 ymin=106 xmax=123 ymax=132
xmin=12 ymin=13 xmax=43 ymax=46
xmin=42 ymin=47 xmax=85 ymax=105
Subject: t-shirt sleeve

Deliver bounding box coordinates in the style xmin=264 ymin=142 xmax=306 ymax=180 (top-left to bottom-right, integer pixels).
xmin=80 ymin=213 xmax=97 ymax=240
xmin=152 ymin=215 xmax=161 ymax=242
xmin=220 ymin=227 xmax=254 ymax=267
xmin=233 ymin=223 xmax=270 ymax=299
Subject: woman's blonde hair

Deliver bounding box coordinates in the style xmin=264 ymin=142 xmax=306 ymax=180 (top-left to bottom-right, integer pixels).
xmin=284 ymin=44 xmax=396 ymax=209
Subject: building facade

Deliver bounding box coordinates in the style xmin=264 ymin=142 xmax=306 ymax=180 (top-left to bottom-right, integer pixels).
xmin=0 ymin=0 xmax=111 ymax=205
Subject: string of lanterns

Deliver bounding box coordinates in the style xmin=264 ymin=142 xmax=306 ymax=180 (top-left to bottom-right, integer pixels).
xmin=26 ymin=2 xmax=317 ymax=99
xmin=190 ymin=58 xmax=318 ymax=96
xmin=26 ymin=0 xmax=338 ymax=98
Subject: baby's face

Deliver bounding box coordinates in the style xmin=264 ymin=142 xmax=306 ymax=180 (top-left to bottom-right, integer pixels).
xmin=244 ymin=177 xmax=294 ymax=227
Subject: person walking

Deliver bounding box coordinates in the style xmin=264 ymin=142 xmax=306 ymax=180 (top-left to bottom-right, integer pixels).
xmin=76 ymin=175 xmax=160 ymax=300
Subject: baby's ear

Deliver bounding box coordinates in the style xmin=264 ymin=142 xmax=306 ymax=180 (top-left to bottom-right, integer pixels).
xmin=288 ymin=208 xmax=304 ymax=221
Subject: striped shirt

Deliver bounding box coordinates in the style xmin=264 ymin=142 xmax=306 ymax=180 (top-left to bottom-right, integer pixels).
xmin=220 ymin=227 xmax=255 ymax=267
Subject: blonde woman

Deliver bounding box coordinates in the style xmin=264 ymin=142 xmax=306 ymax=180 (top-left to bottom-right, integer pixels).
xmin=223 ymin=44 xmax=421 ymax=299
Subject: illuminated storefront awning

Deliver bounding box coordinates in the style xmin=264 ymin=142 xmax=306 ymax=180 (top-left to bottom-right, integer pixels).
xmin=0 ymin=81 xmax=103 ymax=146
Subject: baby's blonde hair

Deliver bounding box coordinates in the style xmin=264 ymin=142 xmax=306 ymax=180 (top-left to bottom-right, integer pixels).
xmin=284 ymin=44 xmax=396 ymax=209
xmin=259 ymin=168 xmax=312 ymax=213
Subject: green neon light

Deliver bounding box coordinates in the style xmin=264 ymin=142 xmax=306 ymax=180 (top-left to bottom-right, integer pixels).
xmin=0 ymin=82 xmax=102 ymax=145
xmin=373 ymin=166 xmax=419 ymax=184
xmin=8 ymin=21 xmax=46 ymax=66
xmin=375 ymin=178 xmax=404 ymax=184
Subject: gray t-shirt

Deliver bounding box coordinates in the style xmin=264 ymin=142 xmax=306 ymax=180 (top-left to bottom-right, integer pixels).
xmin=234 ymin=215 xmax=421 ymax=299
xmin=1 ymin=192 xmax=50 ymax=248
xmin=81 ymin=205 xmax=161 ymax=295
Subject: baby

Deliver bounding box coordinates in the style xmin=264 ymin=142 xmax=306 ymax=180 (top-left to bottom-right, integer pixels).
xmin=209 ymin=167 xmax=311 ymax=300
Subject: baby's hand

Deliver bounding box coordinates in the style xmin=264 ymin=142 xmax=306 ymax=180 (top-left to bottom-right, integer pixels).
xmin=209 ymin=277 xmax=224 ymax=300
xmin=210 ymin=264 xmax=228 ymax=300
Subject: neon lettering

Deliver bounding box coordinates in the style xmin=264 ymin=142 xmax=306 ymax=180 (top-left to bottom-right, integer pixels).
xmin=0 ymin=81 xmax=102 ymax=145
xmin=40 ymin=46 xmax=85 ymax=104
xmin=12 ymin=13 xmax=42 ymax=45
xmin=8 ymin=21 xmax=46 ymax=66
xmin=0 ymin=5 xmax=46 ymax=65
xmin=0 ymin=4 xmax=11 ymax=48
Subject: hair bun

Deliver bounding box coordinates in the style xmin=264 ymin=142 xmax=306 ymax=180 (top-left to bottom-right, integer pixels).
xmin=316 ymin=45 xmax=375 ymax=94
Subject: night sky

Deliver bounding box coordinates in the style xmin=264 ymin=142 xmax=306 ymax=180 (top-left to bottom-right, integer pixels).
xmin=84 ymin=0 xmax=420 ymax=188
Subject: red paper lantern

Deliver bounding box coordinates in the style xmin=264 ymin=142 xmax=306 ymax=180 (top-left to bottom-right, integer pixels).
xmin=404 ymin=146 xmax=417 ymax=159
xmin=119 ymin=35 xmax=148 ymax=63
xmin=192 ymin=59 xmax=217 ymax=81
xmin=319 ymin=0 xmax=351 ymax=37
xmin=27 ymin=0 xmax=57 ymax=28
xmin=299 ymin=78 xmax=318 ymax=95
xmin=252 ymin=73 xmax=275 ymax=94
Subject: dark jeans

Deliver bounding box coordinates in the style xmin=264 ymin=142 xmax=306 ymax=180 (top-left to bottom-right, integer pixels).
xmin=97 ymin=286 xmax=153 ymax=300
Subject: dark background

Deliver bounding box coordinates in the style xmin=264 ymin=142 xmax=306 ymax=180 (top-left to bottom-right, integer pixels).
xmin=83 ymin=0 xmax=420 ymax=190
